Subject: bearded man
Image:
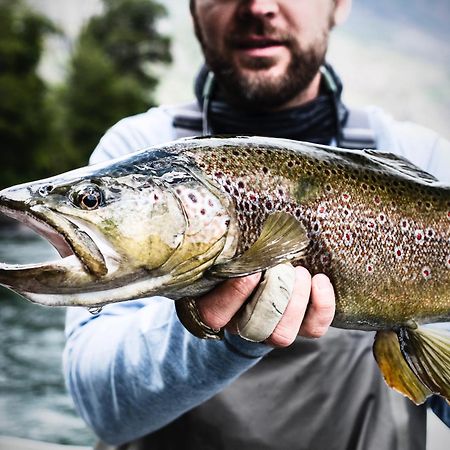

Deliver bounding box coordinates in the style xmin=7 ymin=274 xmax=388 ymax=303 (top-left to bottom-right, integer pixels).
xmin=64 ymin=1 xmax=450 ymax=449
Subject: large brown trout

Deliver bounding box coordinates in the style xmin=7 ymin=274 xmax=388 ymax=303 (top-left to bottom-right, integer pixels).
xmin=0 ymin=136 xmax=449 ymax=404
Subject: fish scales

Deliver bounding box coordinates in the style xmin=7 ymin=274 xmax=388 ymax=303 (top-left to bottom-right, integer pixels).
xmin=184 ymin=140 xmax=450 ymax=329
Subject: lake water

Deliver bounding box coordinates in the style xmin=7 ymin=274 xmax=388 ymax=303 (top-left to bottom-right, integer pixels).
xmin=0 ymin=227 xmax=95 ymax=446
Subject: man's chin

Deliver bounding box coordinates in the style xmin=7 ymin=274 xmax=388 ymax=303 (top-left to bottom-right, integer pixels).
xmin=235 ymin=66 xmax=288 ymax=91
xmin=233 ymin=51 xmax=288 ymax=72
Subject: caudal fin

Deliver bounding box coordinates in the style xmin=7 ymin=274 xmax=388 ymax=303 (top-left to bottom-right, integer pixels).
xmin=373 ymin=326 xmax=450 ymax=405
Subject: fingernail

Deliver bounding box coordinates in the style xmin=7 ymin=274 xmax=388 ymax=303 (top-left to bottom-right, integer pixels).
xmin=314 ymin=274 xmax=332 ymax=291
xmin=248 ymin=272 xmax=262 ymax=282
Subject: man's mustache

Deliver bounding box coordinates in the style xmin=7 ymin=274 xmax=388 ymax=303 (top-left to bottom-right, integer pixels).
xmin=226 ymin=19 xmax=295 ymax=49
xmin=226 ymin=31 xmax=295 ymax=49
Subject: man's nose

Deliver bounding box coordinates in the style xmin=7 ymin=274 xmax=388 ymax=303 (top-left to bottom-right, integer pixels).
xmin=244 ymin=0 xmax=280 ymax=18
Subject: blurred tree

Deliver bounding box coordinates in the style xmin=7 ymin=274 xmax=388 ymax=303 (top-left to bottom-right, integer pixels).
xmin=60 ymin=0 xmax=171 ymax=165
xmin=0 ymin=0 xmax=58 ymax=188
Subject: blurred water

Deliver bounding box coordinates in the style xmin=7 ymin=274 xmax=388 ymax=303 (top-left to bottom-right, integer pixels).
xmin=0 ymin=227 xmax=95 ymax=446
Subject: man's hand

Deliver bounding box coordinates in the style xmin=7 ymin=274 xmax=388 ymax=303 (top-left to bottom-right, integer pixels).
xmin=193 ymin=267 xmax=335 ymax=347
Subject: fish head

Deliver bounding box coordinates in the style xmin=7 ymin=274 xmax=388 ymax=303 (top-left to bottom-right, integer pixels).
xmin=0 ymin=155 xmax=237 ymax=306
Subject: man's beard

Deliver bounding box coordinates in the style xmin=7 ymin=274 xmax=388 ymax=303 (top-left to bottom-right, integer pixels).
xmin=197 ymin=21 xmax=330 ymax=110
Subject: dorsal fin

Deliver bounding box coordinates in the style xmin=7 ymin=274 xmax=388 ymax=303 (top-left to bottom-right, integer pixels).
xmin=362 ymin=150 xmax=438 ymax=183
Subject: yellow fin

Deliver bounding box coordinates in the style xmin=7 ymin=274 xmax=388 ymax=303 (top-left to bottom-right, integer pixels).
xmin=398 ymin=327 xmax=450 ymax=403
xmin=373 ymin=330 xmax=432 ymax=405
xmin=208 ymin=212 xmax=309 ymax=278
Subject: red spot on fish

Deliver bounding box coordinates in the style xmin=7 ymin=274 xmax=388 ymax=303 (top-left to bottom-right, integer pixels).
xmin=249 ymin=194 xmax=257 ymax=202
xmin=317 ymin=204 xmax=326 ymax=216
xmin=400 ymin=219 xmax=409 ymax=232
xmin=342 ymin=193 xmax=350 ymax=202
xmin=446 ymin=256 xmax=450 ymax=269
xmin=421 ymin=266 xmax=431 ymax=280
xmin=374 ymin=195 xmax=381 ymax=205
xmin=265 ymin=200 xmax=273 ymax=210
xmin=415 ymin=230 xmax=424 ymax=244
xmin=394 ymin=246 xmax=403 ymax=260
xmin=378 ymin=213 xmax=386 ymax=224
xmin=367 ymin=218 xmax=376 ymax=230
xmin=366 ymin=263 xmax=374 ymax=274
xmin=343 ymin=231 xmax=353 ymax=246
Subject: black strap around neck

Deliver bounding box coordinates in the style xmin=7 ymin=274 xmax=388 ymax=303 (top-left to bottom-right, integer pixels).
xmin=172 ymin=63 xmax=376 ymax=150
xmin=193 ymin=63 xmax=348 ymax=146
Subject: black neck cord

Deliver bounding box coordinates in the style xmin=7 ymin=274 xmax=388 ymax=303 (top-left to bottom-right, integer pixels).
xmin=201 ymin=64 xmax=343 ymax=143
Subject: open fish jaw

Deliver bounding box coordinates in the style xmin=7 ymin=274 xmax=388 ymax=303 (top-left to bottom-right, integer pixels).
xmin=0 ymin=197 xmax=106 ymax=294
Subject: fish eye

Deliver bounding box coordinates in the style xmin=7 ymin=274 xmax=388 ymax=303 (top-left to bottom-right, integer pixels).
xmin=73 ymin=185 xmax=103 ymax=210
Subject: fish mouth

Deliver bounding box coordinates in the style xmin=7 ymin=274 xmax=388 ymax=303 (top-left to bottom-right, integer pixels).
xmin=0 ymin=198 xmax=109 ymax=293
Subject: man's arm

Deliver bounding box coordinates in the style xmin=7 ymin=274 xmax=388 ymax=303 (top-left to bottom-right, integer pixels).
xmin=64 ymin=271 xmax=335 ymax=445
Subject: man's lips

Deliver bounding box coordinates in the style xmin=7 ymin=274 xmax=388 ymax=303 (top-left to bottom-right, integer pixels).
xmin=232 ymin=36 xmax=288 ymax=57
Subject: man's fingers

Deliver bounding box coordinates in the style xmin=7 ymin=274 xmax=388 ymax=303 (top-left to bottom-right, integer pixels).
xmin=186 ymin=268 xmax=334 ymax=345
xmin=266 ymin=266 xmax=311 ymax=347
xmin=196 ymin=273 xmax=262 ymax=330
xmin=298 ymin=274 xmax=335 ymax=338
xmin=234 ymin=263 xmax=296 ymax=342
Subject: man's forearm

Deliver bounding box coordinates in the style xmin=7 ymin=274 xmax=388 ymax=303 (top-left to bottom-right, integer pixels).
xmin=63 ymin=299 xmax=271 ymax=445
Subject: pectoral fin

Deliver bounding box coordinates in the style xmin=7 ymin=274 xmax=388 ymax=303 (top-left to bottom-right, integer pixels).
xmin=373 ymin=330 xmax=432 ymax=404
xmin=209 ymin=212 xmax=309 ymax=278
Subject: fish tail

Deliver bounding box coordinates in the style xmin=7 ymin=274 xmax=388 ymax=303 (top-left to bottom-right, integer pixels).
xmin=373 ymin=326 xmax=450 ymax=405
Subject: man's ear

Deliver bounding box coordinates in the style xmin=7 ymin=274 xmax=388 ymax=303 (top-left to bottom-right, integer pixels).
xmin=333 ymin=0 xmax=352 ymax=26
